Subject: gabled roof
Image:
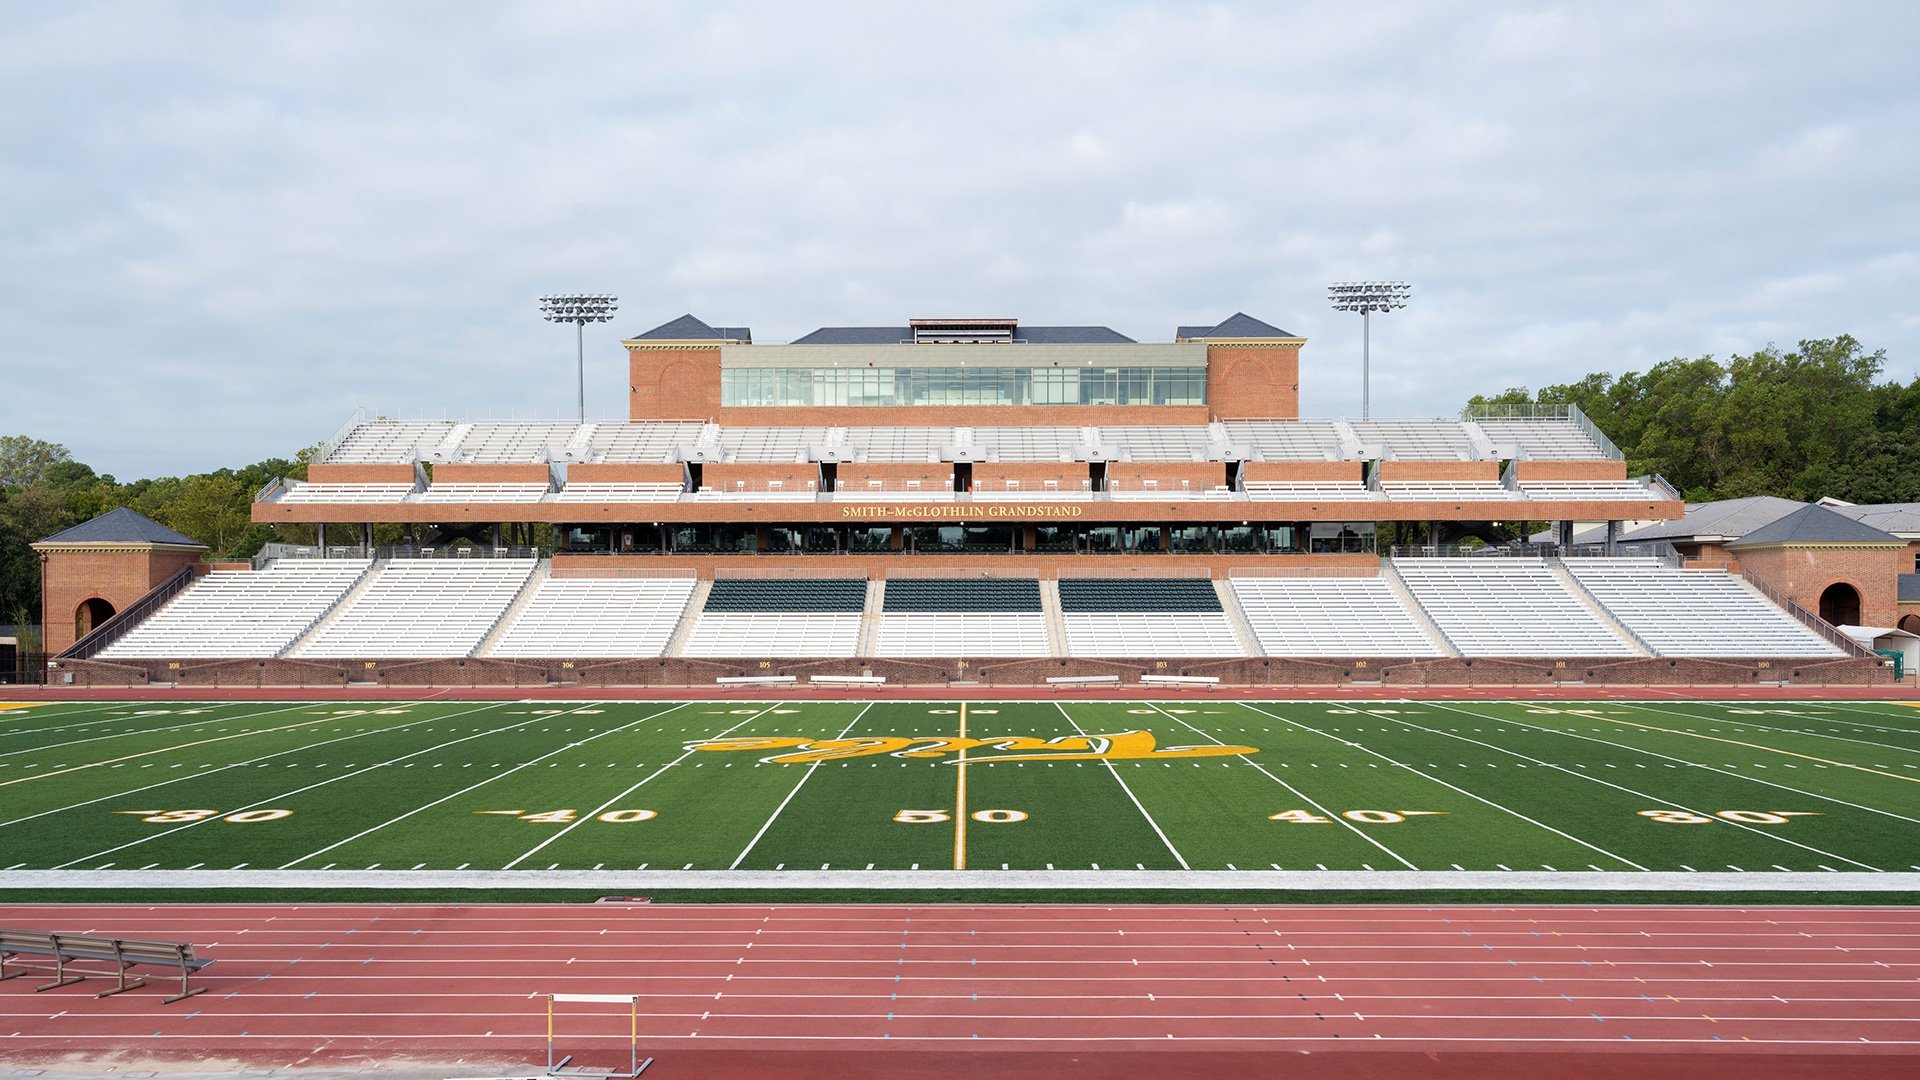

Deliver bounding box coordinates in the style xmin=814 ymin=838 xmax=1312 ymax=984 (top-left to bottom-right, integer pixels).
xmin=1621 ymin=496 xmax=1807 ymax=543
xmin=1177 ymin=312 xmax=1297 ymax=340
xmin=1828 ymin=502 xmax=1920 ymax=538
xmin=34 ymin=507 xmax=205 ymax=548
xmin=790 ymin=325 xmax=1136 ymax=345
xmin=629 ymin=314 xmax=750 ymax=342
xmin=1726 ymin=503 xmax=1905 ymax=547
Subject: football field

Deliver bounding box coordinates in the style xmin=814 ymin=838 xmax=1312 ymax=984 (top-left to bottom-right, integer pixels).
xmin=2 ymin=697 xmax=1919 ymax=876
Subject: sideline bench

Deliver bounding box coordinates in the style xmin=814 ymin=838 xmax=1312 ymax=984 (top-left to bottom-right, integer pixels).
xmin=715 ymin=675 xmax=798 ymax=686
xmin=0 ymin=928 xmax=212 ymax=1003
xmin=809 ymin=674 xmax=886 ymax=686
xmin=1140 ymin=674 xmax=1221 ymax=687
xmin=1046 ymin=675 xmax=1120 ymax=688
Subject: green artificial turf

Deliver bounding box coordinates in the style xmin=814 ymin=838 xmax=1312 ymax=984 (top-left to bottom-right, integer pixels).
xmin=1 ymin=697 xmax=1917 ymax=876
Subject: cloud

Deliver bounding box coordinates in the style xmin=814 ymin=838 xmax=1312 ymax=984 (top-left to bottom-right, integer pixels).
xmin=0 ymin=0 xmax=1916 ymax=476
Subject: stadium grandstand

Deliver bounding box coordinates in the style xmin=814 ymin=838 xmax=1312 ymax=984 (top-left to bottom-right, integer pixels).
xmin=31 ymin=311 xmax=1910 ymax=686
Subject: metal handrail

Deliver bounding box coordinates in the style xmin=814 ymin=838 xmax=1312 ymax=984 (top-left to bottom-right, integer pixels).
xmin=59 ymin=565 xmax=197 ymax=660
xmin=1740 ymin=572 xmax=1877 ymax=658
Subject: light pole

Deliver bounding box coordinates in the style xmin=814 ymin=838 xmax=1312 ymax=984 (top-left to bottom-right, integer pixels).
xmin=1327 ymin=281 xmax=1410 ymax=419
xmin=539 ymin=293 xmax=619 ymax=422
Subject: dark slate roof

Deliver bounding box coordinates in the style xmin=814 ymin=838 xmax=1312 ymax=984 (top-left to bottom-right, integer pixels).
xmin=1018 ymin=325 xmax=1135 ymax=344
xmin=36 ymin=507 xmax=205 ymax=547
xmin=792 ymin=326 xmax=910 ymax=345
xmin=1621 ymin=496 xmax=1807 ymax=543
xmin=791 ymin=325 xmax=1136 ymax=344
xmin=1727 ymin=503 xmax=1905 ymax=547
xmin=1899 ymin=574 xmax=1920 ymax=602
xmin=1828 ymin=501 xmax=1920 ymax=537
xmin=1178 ymin=312 xmax=1297 ymax=339
xmin=630 ymin=314 xmax=750 ymax=341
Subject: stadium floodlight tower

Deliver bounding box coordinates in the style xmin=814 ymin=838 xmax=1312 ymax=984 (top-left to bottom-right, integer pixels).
xmin=1327 ymin=281 xmax=1411 ymax=419
xmin=539 ymin=293 xmax=619 ymax=422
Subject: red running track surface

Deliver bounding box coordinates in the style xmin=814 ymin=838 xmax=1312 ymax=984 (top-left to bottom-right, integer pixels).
xmin=0 ymin=904 xmax=1916 ymax=1079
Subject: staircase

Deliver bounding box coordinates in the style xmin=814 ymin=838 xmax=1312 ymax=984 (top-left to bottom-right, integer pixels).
xmin=1378 ymin=559 xmax=1462 ymax=658
xmin=1212 ymin=578 xmax=1264 ymax=656
xmin=1547 ymin=558 xmax=1653 ymax=656
xmin=663 ymin=579 xmax=713 ymax=658
xmin=857 ymin=579 xmax=886 ymax=656
xmin=280 ymin=558 xmax=386 ymax=657
xmin=474 ymin=561 xmax=554 ymax=657
xmin=1038 ymin=578 xmax=1068 ymax=657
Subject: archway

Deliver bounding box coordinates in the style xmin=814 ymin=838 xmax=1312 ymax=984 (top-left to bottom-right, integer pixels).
xmin=1818 ymin=582 xmax=1862 ymax=627
xmin=74 ymin=597 xmax=115 ymax=638
xmin=1900 ymin=614 xmax=1920 ymax=635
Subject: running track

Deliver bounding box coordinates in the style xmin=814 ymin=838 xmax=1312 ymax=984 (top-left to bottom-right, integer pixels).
xmin=0 ymin=904 xmax=1917 ymax=1078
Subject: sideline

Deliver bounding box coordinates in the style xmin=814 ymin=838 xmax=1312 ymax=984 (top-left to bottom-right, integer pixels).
xmin=4 ymin=867 xmax=1918 ymax=890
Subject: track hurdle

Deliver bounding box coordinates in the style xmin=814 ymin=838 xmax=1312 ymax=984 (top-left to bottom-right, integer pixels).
xmin=546 ymin=993 xmax=650 ymax=1078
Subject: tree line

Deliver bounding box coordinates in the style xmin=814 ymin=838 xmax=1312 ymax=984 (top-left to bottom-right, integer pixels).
xmin=1469 ymin=335 xmax=1920 ymax=503
xmin=0 ymin=436 xmax=313 ymax=639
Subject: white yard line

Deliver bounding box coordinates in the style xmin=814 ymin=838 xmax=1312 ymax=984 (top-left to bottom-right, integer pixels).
xmin=1439 ymin=702 xmax=1920 ymax=826
xmin=0 ymin=700 xmax=323 ymax=760
xmin=727 ymin=703 xmax=874 ymax=870
xmin=283 ymin=701 xmax=691 ymax=870
xmin=1790 ymin=700 xmax=1920 ymax=733
xmin=1055 ymin=702 xmax=1189 ymax=870
xmin=0 ymin=700 xmax=515 ymax=830
xmin=1234 ymin=702 xmax=1647 ymax=871
xmin=1626 ymin=700 xmax=1920 ymax=756
xmin=0 ymin=700 xmax=153 ymax=735
xmin=502 ymin=702 xmax=791 ymax=870
xmin=1409 ymin=702 xmax=1884 ymax=871
xmin=1142 ymin=702 xmax=1418 ymax=870
xmin=47 ymin=701 xmax=578 ymax=869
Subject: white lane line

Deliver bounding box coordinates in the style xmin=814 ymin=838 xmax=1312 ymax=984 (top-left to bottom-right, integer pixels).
xmin=1142 ymin=702 xmax=1418 ymax=870
xmin=0 ymin=700 xmax=324 ymax=760
xmin=728 ymin=704 xmax=874 ymax=870
xmin=44 ymin=700 xmax=554 ymax=869
xmin=1411 ymin=703 xmax=1883 ymax=871
xmin=0 ymin=701 xmax=512 ymax=830
xmin=1055 ymin=703 xmax=1188 ymax=870
xmin=1236 ymin=702 xmax=1646 ymax=871
xmin=286 ymin=701 xmax=691 ymax=870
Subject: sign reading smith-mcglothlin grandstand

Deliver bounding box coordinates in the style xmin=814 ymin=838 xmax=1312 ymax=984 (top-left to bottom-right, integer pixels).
xmin=841 ymin=504 xmax=1086 ymax=519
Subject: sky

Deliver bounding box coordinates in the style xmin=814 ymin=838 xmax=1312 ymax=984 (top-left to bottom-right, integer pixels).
xmin=2 ymin=0 xmax=1917 ymax=478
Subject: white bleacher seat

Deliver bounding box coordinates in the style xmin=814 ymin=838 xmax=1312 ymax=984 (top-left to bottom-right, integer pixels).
xmin=292 ymin=559 xmax=537 ymax=658
xmin=487 ymin=578 xmax=696 ymax=657
xmin=324 ymin=422 xmax=452 ymax=464
xmin=1231 ymin=577 xmax=1444 ymax=657
xmin=1392 ymin=557 xmax=1638 ymax=656
xmin=874 ymin=614 xmax=1049 ymax=657
xmin=1062 ymin=614 xmax=1244 ymax=656
xmin=274 ymin=483 xmax=415 ymax=504
xmin=1474 ymin=419 xmax=1609 ymax=460
xmin=681 ymin=613 xmax=860 ymax=657
xmin=1243 ymin=481 xmax=1373 ymax=501
xmin=1349 ymin=420 xmax=1488 ymax=461
xmin=552 ymin=482 xmax=685 ymax=503
xmin=415 ymin=483 xmax=551 ymax=503
xmin=1565 ymin=558 xmax=1846 ymax=657
xmin=435 ymin=422 xmax=579 ymax=464
xmin=1220 ymin=421 xmax=1348 ymax=461
xmin=98 ymin=560 xmax=371 ymax=659
xmin=1381 ymin=481 xmax=1522 ymax=501
xmin=589 ymin=421 xmax=708 ymax=463
xmin=1517 ymin=479 xmax=1660 ymax=501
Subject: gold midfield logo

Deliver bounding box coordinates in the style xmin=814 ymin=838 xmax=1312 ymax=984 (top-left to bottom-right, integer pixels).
xmin=689 ymin=729 xmax=1255 ymax=764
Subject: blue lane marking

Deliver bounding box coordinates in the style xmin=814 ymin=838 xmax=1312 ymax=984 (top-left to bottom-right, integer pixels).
xmin=1591 ymin=1013 xmax=1605 ymax=1022
xmin=184 ymin=1011 xmax=201 ymax=1020
xmin=1560 ymin=994 xmax=1572 ymax=1002
xmin=304 ymin=991 xmax=317 ymax=1000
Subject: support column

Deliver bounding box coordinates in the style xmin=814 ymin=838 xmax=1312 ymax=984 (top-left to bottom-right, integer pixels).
xmin=1605 ymin=519 xmax=1622 ymax=555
